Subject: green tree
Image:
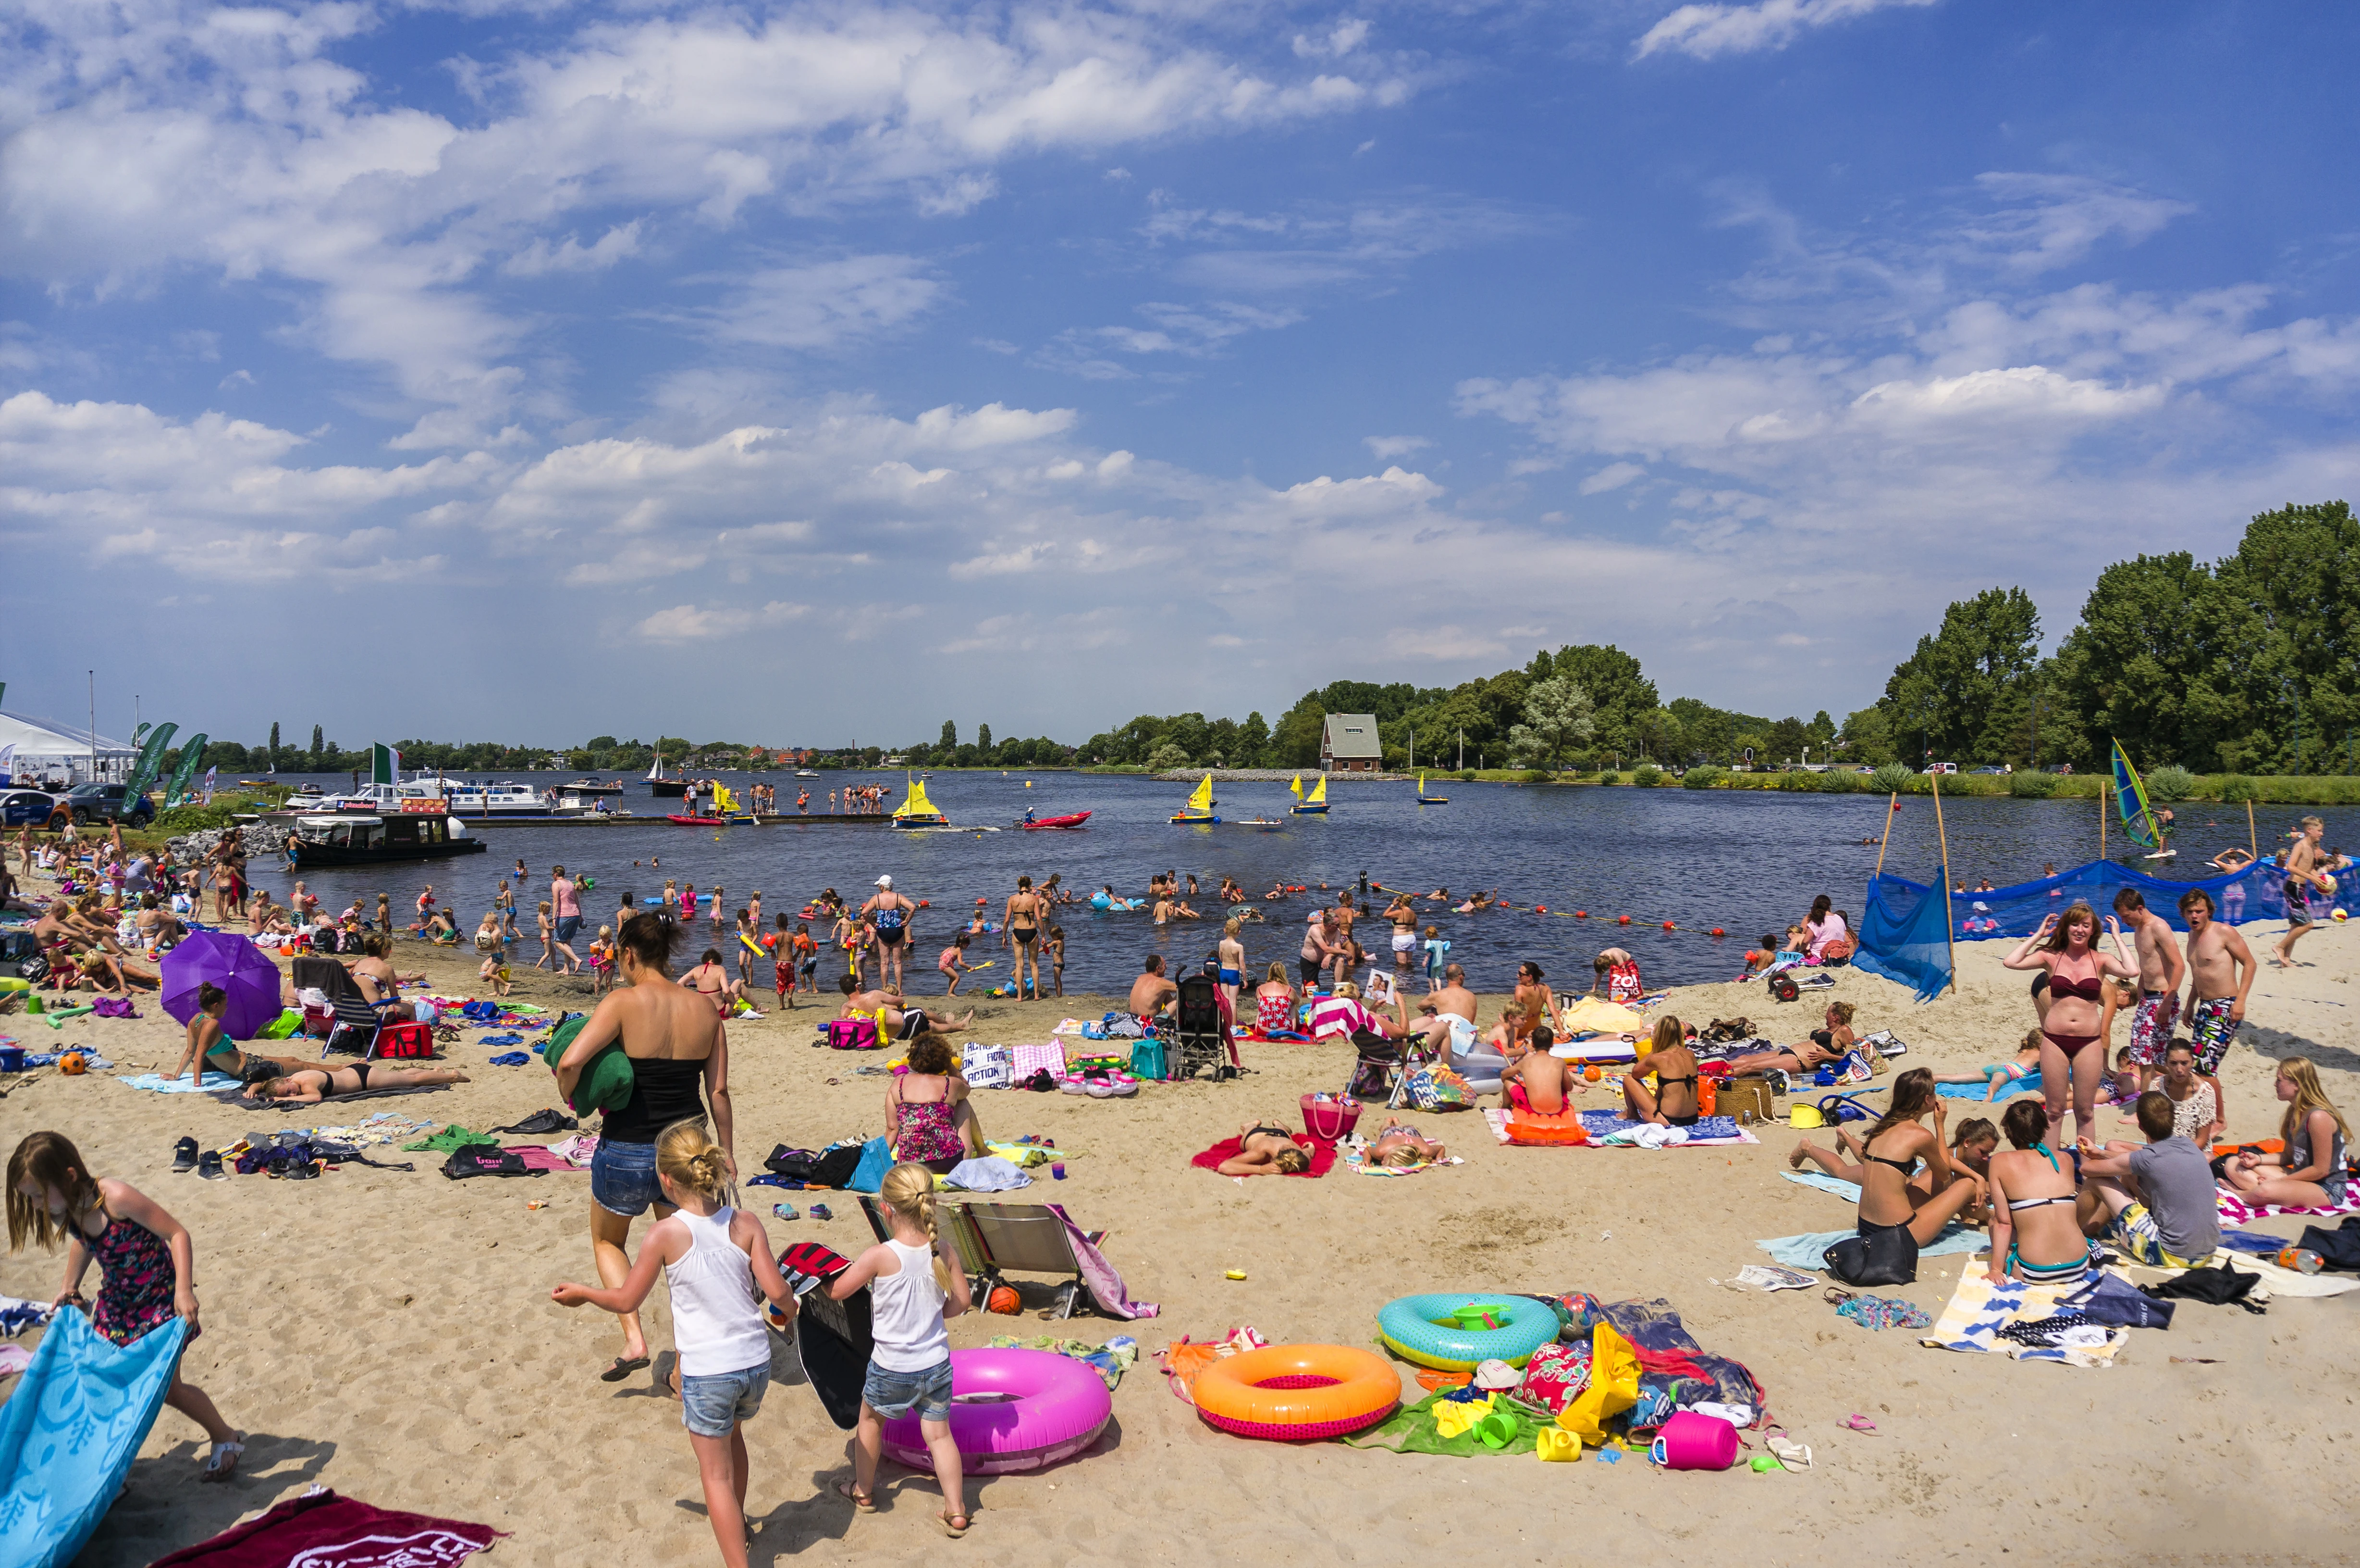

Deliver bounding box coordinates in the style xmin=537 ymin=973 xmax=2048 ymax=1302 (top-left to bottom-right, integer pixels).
xmin=268 ymin=722 xmax=280 ymax=764
xmin=2222 ymin=501 xmax=2360 ymax=772
xmin=1841 ymin=705 xmax=1896 ymax=766
xmin=977 ymin=723 xmax=993 ymax=755
xmin=1536 ymin=646 xmax=1656 ymax=755
xmin=1506 ymin=677 xmax=1596 ymax=771
xmin=2049 ymin=553 xmax=2265 ymax=772
xmin=1767 ymin=716 xmax=1808 ymax=764
xmin=1146 ymin=742 xmax=1190 ymax=772
xmin=1879 ymin=587 xmax=2042 ymax=763
xmin=309 ymin=723 xmax=323 ymax=763
xmin=1240 ymin=711 xmax=1271 ymax=766
xmin=939 ymin=720 xmax=957 ymax=750
xmin=1269 ymin=696 xmax=1326 ymax=767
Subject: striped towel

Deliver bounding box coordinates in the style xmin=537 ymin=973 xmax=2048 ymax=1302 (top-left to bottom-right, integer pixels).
xmin=1919 ymin=1266 xmax=2124 ymax=1368
xmin=2215 ymin=1186 xmax=2360 ymax=1224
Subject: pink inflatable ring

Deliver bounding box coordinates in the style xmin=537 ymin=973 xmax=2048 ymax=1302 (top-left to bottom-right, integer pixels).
xmin=879 ymin=1348 xmax=1114 ymax=1474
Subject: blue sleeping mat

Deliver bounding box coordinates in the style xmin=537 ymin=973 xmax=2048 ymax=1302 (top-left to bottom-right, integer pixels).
xmin=0 ymin=1311 xmax=185 ymax=1568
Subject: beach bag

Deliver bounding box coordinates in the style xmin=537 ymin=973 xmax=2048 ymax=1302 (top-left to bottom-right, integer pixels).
xmin=846 ymin=1137 xmax=893 ymax=1194
xmin=1514 ymin=1339 xmax=1593 ymax=1416
xmin=1300 ymin=1093 xmax=1361 ymax=1142
xmin=1404 ymin=1066 xmax=1472 ymax=1113
xmin=1347 ymin=1057 xmax=1392 ymax=1100
xmin=960 ymin=1043 xmax=1013 ymax=1089
xmin=826 ymin=1017 xmax=880 ymax=1052
xmin=441 ymin=1147 xmax=539 ymax=1180
xmin=375 ymin=1021 xmax=434 ymax=1060
xmin=1129 ymin=1036 xmax=1167 ymax=1081
xmin=803 ymin=1144 xmax=866 ymax=1190
xmin=765 ymin=1146 xmax=821 ymax=1181
xmin=1824 ymin=1227 xmax=1917 ymax=1287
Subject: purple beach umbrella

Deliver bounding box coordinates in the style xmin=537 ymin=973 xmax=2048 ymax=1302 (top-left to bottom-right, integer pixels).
xmin=160 ymin=931 xmax=286 ymax=1040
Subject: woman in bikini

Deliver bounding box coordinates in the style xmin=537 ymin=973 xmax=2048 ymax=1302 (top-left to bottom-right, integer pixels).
xmin=683 ymin=948 xmax=745 ymax=1015
xmin=1834 ymin=1068 xmax=1978 ymax=1278
xmin=2003 ymin=904 xmax=2138 ymax=1145
xmin=245 ymin=1060 xmax=472 ymax=1103
xmin=1368 ymin=1116 xmax=1446 ymax=1167
xmin=1985 ymin=1098 xmax=2093 ymax=1284
xmin=1512 ymin=962 xmax=1558 ymax=1031
xmin=1253 ymin=962 xmax=1298 ymax=1036
xmin=1003 ymin=876 xmax=1045 ymax=1001
xmin=1721 ymin=1000 xmax=1858 ymax=1078
xmin=168 ymin=982 xmax=319 ymax=1086
xmin=1622 ymin=1016 xmax=1700 ymax=1127
xmin=1215 ymin=1121 xmax=1311 ymax=1176
xmin=887 ymin=1035 xmax=983 ymax=1174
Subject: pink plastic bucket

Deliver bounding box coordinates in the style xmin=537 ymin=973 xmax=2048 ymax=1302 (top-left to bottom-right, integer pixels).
xmin=1651 ymin=1411 xmax=1739 ymax=1470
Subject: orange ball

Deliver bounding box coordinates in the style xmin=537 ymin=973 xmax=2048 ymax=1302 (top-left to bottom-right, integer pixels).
xmin=1584 ymin=1064 xmax=1602 ymax=1082
xmin=987 ymin=1286 xmax=1021 ymax=1315
xmin=59 ymin=1052 xmax=86 ymax=1076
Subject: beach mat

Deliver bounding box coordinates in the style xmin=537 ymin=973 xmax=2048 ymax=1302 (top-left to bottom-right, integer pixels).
xmin=1191 ymin=1136 xmax=1337 ymax=1178
xmin=1937 ymin=1071 xmax=2044 ymax=1099
xmin=0 ymin=1311 xmax=186 ymax=1568
xmin=147 ymin=1488 xmax=502 ymax=1567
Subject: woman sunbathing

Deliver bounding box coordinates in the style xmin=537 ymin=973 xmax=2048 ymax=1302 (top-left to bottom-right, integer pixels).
xmin=1216 ymin=1121 xmax=1311 ymax=1176
xmin=244 ymin=1062 xmax=471 ymax=1103
xmin=1931 ymin=1030 xmax=2041 ymax=1100
xmin=1721 ymin=1001 xmax=1857 ymax=1077
xmin=1368 ymin=1116 xmax=1445 ymax=1167
xmin=169 ymin=982 xmax=320 ymax=1086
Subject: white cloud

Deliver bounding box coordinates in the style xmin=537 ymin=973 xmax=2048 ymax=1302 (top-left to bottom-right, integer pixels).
xmin=1847 ymin=365 xmax=2165 ymax=424
xmin=633 ymin=601 xmax=811 ymax=642
xmin=1635 ymin=0 xmax=1940 ymax=62
xmin=1364 ymin=434 xmax=1430 ymax=460
xmin=501 ymin=222 xmax=646 ymax=278
xmin=1579 ymin=461 xmax=1646 ymax=494
xmin=690 ymin=257 xmax=945 ymax=351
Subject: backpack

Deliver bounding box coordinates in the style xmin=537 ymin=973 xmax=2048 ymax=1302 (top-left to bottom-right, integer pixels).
xmin=826 ymin=1017 xmax=881 ymax=1051
xmin=440 ymin=1147 xmax=541 ymax=1180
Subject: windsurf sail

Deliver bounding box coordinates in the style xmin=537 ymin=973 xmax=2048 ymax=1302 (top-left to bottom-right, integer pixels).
xmin=2109 ymin=739 xmax=2165 ymax=851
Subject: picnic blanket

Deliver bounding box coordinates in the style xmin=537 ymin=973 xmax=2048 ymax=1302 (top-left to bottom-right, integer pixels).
xmin=1755 ymin=1225 xmax=1981 ymax=1270
xmin=148 ymin=1488 xmax=503 ymax=1568
xmin=1191 ymin=1136 xmax=1336 ymax=1178
xmin=0 ymin=1311 xmax=186 ymax=1568
xmin=1918 ymin=1265 xmax=2125 ymax=1367
xmin=121 ymin=1071 xmax=241 ymax=1094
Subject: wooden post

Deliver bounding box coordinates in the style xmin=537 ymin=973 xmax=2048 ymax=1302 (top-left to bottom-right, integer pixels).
xmin=1875 ymin=793 xmax=1896 ymax=879
xmin=1932 ymin=770 xmax=1958 ymax=996
xmin=2099 ymin=782 xmax=2107 ymax=862
xmin=2247 ymin=799 xmax=2258 ymax=860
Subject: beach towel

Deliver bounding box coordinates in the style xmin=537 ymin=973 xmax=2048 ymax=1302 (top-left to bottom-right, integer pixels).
xmin=1046 ymin=1204 xmax=1158 ymax=1320
xmin=0 ymin=1311 xmax=187 ymax=1568
xmin=1343 ymin=1139 xmax=1464 ymax=1176
xmin=2214 ymin=1185 xmax=2360 ymax=1224
xmin=1009 ymin=1042 xmax=1066 ymax=1080
xmin=1937 ymin=1070 xmax=2043 ymax=1100
xmin=1340 ymin=1390 xmax=1536 ymax=1458
xmin=147 ymin=1488 xmax=503 ymax=1568
xmin=1157 ymin=1326 xmax=1268 ymax=1402
xmin=223 ymin=1081 xmax=456 ymax=1112
xmin=503 ymin=1144 xmax=590 ymax=1173
xmin=1191 ymin=1137 xmax=1336 ymax=1178
xmin=120 ymin=1071 xmax=242 ymax=1094
xmin=983 ymin=1333 xmax=1138 ymax=1390
xmin=1755 ymin=1226 xmax=1981 ymax=1270
xmin=1558 ymin=998 xmax=1650 ymax=1034
xmin=1481 ymin=1108 xmax=1757 ymax=1148
xmin=1920 ymin=1267 xmax=2124 ymax=1367
xmin=1782 ymin=1171 xmax=1865 ymax=1200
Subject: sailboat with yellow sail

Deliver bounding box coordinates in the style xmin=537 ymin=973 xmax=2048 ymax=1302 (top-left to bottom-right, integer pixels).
xmin=890 ymin=772 xmax=949 ymax=829
xmin=1415 ymin=772 xmax=1449 ymax=805
xmin=1289 ymin=772 xmax=1328 ymax=815
xmin=713 ymin=783 xmax=759 ymax=823
xmin=1170 ymin=772 xmax=1220 ymax=824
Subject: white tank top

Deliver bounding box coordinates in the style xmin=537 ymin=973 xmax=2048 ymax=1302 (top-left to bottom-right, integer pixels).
xmin=867 ymin=1238 xmax=950 ymax=1372
xmin=663 ymin=1208 xmax=770 ymax=1378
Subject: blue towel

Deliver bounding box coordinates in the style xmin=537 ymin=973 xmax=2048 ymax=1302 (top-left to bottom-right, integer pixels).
xmin=1579 ymin=1110 xmax=1743 ymax=1141
xmin=118 ymin=1072 xmax=241 ymax=1094
xmin=1938 ymin=1071 xmax=2044 ymax=1099
xmin=2217 ymin=1229 xmax=2286 ymax=1256
xmin=478 ymin=1033 xmax=524 ymax=1046
xmin=1782 ymin=1170 xmax=1864 ymax=1201
xmin=487 ymin=1052 xmax=531 ymax=1066
xmin=1755 ymin=1225 xmax=1981 ymax=1269
xmin=0 ymin=1311 xmax=186 ymax=1568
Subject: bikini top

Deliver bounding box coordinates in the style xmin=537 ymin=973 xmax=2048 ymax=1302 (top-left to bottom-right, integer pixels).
xmin=2048 ymin=968 xmax=2105 ymax=1001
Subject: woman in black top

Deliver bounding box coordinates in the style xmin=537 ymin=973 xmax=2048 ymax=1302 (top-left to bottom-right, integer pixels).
xmin=556 ymin=911 xmax=735 ymax=1383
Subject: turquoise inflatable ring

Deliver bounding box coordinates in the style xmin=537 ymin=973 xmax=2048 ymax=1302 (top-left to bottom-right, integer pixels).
xmin=1377 ymin=1293 xmax=1559 ymax=1372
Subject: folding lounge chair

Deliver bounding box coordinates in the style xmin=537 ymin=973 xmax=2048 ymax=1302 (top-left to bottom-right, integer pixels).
xmin=859 ymin=1196 xmax=1112 ymax=1319
xmin=300 ymin=957 xmax=389 ymax=1058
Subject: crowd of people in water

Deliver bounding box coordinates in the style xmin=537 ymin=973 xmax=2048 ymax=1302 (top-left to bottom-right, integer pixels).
xmin=3 ymin=808 xmax=2350 ymax=1562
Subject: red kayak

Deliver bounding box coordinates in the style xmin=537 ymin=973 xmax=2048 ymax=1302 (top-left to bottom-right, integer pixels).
xmin=1020 ymin=811 xmax=1092 ymax=830
xmin=667 ymin=813 xmax=726 ymax=826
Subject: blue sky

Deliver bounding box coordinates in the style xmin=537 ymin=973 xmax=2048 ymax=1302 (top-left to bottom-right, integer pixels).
xmin=4 ymin=0 xmax=2357 ymax=749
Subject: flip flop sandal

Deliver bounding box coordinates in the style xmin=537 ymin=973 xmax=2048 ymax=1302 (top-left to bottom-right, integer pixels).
xmin=1764 ymin=1430 xmax=1814 ymax=1471
xmin=834 ymin=1481 xmax=876 ymax=1513
xmin=1843 ymin=1414 xmax=1878 ymax=1433
xmin=935 ymin=1511 xmax=971 ymax=1538
xmin=600 ymin=1355 xmax=651 ymax=1383
xmin=199 ymin=1437 xmax=245 ymax=1482
xmin=172 ymin=1138 xmax=198 ymax=1173
xmin=1822 ymin=1286 xmax=1855 ymax=1305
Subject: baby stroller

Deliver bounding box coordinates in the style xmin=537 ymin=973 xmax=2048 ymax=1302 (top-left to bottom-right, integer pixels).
xmin=1167 ymin=969 xmax=1234 ymax=1081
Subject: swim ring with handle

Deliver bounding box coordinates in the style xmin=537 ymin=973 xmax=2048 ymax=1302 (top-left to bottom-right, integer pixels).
xmin=1376 ymin=1293 xmax=1559 ymax=1371
xmin=878 ymin=1348 xmax=1112 ymax=1474
xmin=1192 ymin=1345 xmax=1399 ymax=1441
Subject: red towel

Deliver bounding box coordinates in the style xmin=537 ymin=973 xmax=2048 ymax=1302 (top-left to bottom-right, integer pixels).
xmin=1191 ymin=1136 xmax=1336 ymax=1178
xmin=150 ymin=1490 xmax=502 ymax=1567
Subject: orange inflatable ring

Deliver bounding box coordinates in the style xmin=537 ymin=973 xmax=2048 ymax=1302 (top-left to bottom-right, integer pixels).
xmin=1192 ymin=1345 xmax=1399 ymax=1441
xmin=1505 ymin=1108 xmax=1589 ymax=1146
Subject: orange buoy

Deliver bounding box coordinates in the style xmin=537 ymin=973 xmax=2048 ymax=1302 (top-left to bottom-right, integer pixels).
xmin=1661 ymin=920 xmax=1675 ymax=930
xmin=1535 ymin=905 xmax=1548 ymax=914
xmin=1574 ymin=910 xmax=1587 ymax=919
xmin=1710 ymin=928 xmax=1725 ymax=937
xmin=1617 ymin=914 xmax=1632 ymax=925
xmin=1891 ymin=801 xmax=1903 ymax=811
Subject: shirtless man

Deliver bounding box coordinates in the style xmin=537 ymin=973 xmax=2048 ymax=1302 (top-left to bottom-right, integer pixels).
xmin=1408 ymin=962 xmax=1484 ymax=1067
xmin=1128 ymin=954 xmax=1178 ymax=1019
xmin=2178 ymin=888 xmax=2255 ymax=1078
xmin=2275 ymin=816 xmax=2331 ymax=968
xmin=1384 ymin=893 xmax=1419 ymax=971
xmin=2112 ymin=888 xmax=2187 ymax=1090
xmin=836 ymin=975 xmax=974 ymax=1041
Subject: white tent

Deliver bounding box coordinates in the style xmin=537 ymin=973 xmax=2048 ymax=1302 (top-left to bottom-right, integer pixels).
xmin=0 ymin=709 xmax=138 ymax=785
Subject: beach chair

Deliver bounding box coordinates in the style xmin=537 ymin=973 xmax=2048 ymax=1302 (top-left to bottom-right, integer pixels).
xmin=300 ymin=958 xmax=389 ymax=1057
xmin=1167 ymin=972 xmax=1229 ymax=1081
xmin=859 ymin=1196 xmax=1110 ymax=1319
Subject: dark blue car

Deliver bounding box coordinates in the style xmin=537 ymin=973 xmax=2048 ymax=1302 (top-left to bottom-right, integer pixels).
xmin=59 ymin=783 xmax=154 ymax=827
xmin=0 ymin=789 xmax=65 ymax=828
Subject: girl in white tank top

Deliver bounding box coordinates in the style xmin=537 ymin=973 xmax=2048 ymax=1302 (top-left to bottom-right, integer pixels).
xmin=553 ymin=1123 xmax=796 ymax=1568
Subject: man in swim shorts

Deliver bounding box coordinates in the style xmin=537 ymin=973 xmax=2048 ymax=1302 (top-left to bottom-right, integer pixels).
xmin=2112 ymin=888 xmax=2185 ymax=1090
xmin=2274 ymin=816 xmax=2330 ymax=968
xmin=2177 ymin=888 xmax=2254 ymax=1078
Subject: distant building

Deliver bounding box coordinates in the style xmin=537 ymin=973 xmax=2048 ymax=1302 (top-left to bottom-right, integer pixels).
xmin=1321 ymin=713 xmax=1382 ymax=773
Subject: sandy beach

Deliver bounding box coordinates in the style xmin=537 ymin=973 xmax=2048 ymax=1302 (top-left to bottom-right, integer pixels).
xmin=5 ymin=886 xmax=2355 ymax=1567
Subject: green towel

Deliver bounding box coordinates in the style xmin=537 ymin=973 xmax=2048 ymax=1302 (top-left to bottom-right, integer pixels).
xmin=401 ymin=1125 xmax=500 ymax=1153
xmin=1339 ymin=1392 xmax=1540 ymax=1457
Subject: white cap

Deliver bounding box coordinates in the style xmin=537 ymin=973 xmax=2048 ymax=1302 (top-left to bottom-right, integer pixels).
xmin=875 ymin=874 xmax=893 ymax=888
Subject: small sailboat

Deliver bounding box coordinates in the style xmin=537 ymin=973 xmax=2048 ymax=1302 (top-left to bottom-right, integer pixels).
xmin=713 ymin=784 xmax=759 ymax=824
xmin=891 ymin=772 xmax=949 ymax=828
xmin=1290 ymin=772 xmax=1329 ymax=815
xmin=1170 ymin=772 xmax=1219 ymax=824
xmin=2109 ymin=740 xmax=2174 ymax=859
xmin=1416 ymin=772 xmax=1449 ymax=805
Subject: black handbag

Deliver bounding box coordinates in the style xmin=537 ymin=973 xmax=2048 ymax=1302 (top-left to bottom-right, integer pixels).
xmin=1825 ymin=1226 xmax=1918 ymax=1286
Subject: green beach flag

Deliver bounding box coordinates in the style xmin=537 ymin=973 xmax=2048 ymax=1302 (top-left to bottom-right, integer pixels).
xmin=123 ymin=723 xmax=176 ymax=801
xmin=2108 ymin=739 xmax=2164 ymax=851
xmin=162 ymin=734 xmax=208 ymax=806
xmin=371 ymin=742 xmax=399 ymax=785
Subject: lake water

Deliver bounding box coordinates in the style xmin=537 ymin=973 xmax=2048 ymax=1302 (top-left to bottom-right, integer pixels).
xmin=248 ymin=771 xmax=2332 ymax=995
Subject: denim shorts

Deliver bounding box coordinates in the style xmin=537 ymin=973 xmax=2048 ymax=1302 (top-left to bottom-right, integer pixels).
xmin=590 ymin=1137 xmax=663 ymax=1217
xmin=862 ymin=1358 xmax=953 ymax=1422
xmin=556 ymin=915 xmax=583 ymax=945
xmin=680 ymin=1364 xmax=769 ymax=1437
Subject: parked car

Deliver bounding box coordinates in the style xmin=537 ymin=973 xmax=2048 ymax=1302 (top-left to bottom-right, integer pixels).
xmin=0 ymin=789 xmax=65 ymax=828
xmin=1968 ymin=766 xmax=2005 ymax=774
xmin=58 ymin=781 xmax=155 ymax=827
xmin=1922 ymin=762 xmax=1958 ymax=775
